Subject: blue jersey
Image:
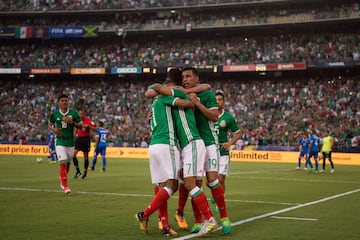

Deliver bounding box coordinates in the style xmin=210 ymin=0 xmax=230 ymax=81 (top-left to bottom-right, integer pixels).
xmin=47 ymin=131 xmax=56 ymax=149
xmin=298 ymin=138 xmax=310 ymax=154
xmin=95 ymin=127 xmax=107 ymax=148
xmin=309 ymin=135 xmax=321 ymax=153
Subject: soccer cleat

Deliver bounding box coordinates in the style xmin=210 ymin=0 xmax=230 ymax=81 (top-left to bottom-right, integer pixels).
xmin=319 ymin=169 xmax=324 ymax=173
xmin=162 ymin=227 xmax=178 ymax=237
xmin=64 ymin=187 xmax=71 ymax=195
xmin=74 ymin=172 xmax=81 ymax=179
xmin=295 ymin=166 xmax=300 ymax=170
xmin=221 ymin=217 xmax=232 ymax=234
xmin=158 ymin=217 xmax=162 ymax=230
xmin=304 ymin=167 xmax=308 ymax=171
xmin=215 ymin=206 xmax=219 ymax=213
xmin=175 ymin=210 xmax=188 ymax=229
xmin=101 ymin=168 xmax=106 ymax=172
xmin=190 ymin=223 xmax=202 ymax=233
xmin=135 ymin=211 xmax=148 ymax=234
xmin=330 ymin=169 xmax=335 ymax=173
xmin=198 ymin=217 xmax=219 ymax=236
xmin=81 ymin=173 xmax=87 ymax=180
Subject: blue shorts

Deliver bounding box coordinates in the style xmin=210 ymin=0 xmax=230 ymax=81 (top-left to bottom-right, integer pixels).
xmin=299 ymin=152 xmax=308 ymax=158
xmin=94 ymin=146 xmax=106 ymax=156
xmin=309 ymin=151 xmax=319 ymax=159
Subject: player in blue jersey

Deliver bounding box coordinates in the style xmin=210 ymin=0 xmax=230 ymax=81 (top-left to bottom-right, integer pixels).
xmin=47 ymin=130 xmax=57 ymax=163
xmin=296 ymin=132 xmax=310 ymax=170
xmin=308 ymin=131 xmax=321 ymax=173
xmin=91 ymin=121 xmax=108 ymax=172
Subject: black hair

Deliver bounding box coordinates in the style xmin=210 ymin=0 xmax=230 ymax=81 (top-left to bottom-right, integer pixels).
xmin=99 ymin=121 xmax=104 ymax=127
xmin=57 ymin=94 xmax=69 ymax=102
xmin=215 ymin=90 xmax=225 ymax=99
xmin=167 ymin=68 xmax=182 ymax=86
xmin=182 ymin=66 xmax=199 ymax=77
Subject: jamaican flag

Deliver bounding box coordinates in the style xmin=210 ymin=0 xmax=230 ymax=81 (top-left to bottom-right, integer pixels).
xmin=83 ymin=25 xmax=98 ymax=38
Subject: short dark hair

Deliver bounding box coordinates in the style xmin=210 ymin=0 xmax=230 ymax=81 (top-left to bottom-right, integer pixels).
xmin=166 ymin=68 xmax=182 ymax=85
xmin=57 ymin=94 xmax=69 ymax=102
xmin=182 ymin=66 xmax=199 ymax=77
xmin=215 ymin=90 xmax=225 ymax=99
xmin=99 ymin=121 xmax=104 ymax=127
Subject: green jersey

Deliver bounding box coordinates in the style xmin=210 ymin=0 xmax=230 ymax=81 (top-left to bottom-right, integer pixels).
xmin=215 ymin=109 xmax=240 ymax=156
xmin=194 ymin=90 xmax=218 ymax=146
xmin=150 ymin=95 xmax=177 ymax=146
xmin=49 ymin=109 xmax=81 ymax=147
xmin=171 ymin=88 xmax=202 ymax=149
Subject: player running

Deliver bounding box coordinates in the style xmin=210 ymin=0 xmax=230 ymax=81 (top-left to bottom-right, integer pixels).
xmin=49 ymin=94 xmax=82 ymax=195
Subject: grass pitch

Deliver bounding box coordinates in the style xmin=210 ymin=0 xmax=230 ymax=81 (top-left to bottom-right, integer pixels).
xmin=1 ymin=155 xmax=360 ymax=240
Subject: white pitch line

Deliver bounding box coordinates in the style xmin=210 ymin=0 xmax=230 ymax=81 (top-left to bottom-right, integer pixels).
xmin=0 ymin=187 xmax=154 ymax=197
xmin=225 ymin=199 xmax=299 ymax=206
xmin=270 ymin=216 xmax=318 ymax=221
xmin=172 ymin=188 xmax=360 ymax=240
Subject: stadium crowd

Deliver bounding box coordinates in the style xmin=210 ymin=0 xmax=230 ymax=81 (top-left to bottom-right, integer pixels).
xmin=0 ymin=0 xmax=359 ymax=151
xmin=0 ymin=0 xmax=270 ymax=12
xmin=1 ymin=2 xmax=357 ymax=28
xmin=0 ymin=31 xmax=359 ymax=70
xmin=1 ymin=0 xmax=358 ymax=71
xmin=0 ymin=72 xmax=359 ymax=150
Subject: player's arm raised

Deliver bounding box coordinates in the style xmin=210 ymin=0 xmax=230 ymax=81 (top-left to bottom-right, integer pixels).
xmin=145 ymin=83 xmax=161 ymax=98
xmin=156 ymin=85 xmax=174 ymax=96
xmin=178 ymin=84 xmax=211 ymax=94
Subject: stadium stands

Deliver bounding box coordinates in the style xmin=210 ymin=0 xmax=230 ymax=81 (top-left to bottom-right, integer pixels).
xmin=0 ymin=0 xmax=359 ymax=151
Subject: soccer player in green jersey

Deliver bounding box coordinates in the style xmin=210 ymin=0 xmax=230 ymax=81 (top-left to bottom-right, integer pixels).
xmin=182 ymin=67 xmax=232 ymax=234
xmin=136 ymin=71 xmax=205 ymax=236
xmin=153 ymin=69 xmax=219 ymax=236
xmin=215 ymin=90 xmax=241 ymax=192
xmin=49 ymin=94 xmax=82 ymax=195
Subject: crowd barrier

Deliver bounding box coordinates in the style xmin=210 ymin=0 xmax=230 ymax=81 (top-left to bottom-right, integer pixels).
xmin=1 ymin=144 xmax=359 ymax=165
